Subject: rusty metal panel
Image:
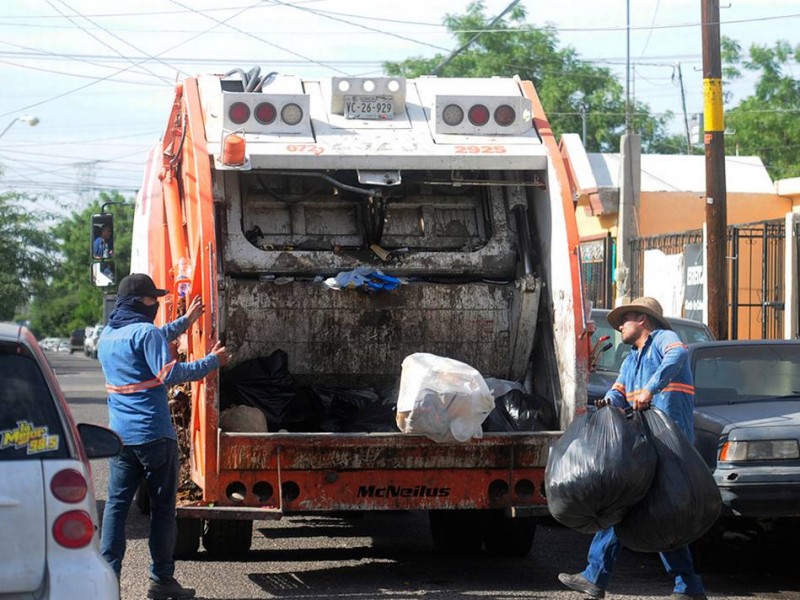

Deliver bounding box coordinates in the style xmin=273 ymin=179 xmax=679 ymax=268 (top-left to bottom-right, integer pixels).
xmin=225 ymin=277 xmax=540 ymax=382
xmin=218 ymin=432 xmax=557 ymax=471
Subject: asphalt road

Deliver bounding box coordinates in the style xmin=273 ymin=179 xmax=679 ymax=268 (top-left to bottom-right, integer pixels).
xmin=46 ymin=350 xmax=800 ymax=600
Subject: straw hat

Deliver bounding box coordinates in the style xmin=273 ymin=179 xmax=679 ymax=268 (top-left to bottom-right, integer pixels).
xmin=607 ymin=296 xmax=672 ymax=331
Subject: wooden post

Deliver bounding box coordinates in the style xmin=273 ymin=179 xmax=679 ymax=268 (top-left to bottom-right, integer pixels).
xmin=702 ymin=0 xmax=728 ymax=339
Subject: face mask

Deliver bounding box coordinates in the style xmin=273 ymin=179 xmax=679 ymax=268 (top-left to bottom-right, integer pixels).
xmin=133 ymin=299 xmax=159 ymax=322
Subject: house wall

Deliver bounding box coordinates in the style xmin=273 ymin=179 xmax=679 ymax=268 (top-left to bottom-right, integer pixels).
xmin=639 ymin=192 xmax=791 ymax=236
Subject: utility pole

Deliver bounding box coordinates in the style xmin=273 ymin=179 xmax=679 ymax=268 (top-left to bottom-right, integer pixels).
xmin=676 ymin=63 xmax=692 ymax=154
xmin=702 ymin=0 xmax=728 ymax=339
xmin=615 ymin=0 xmax=641 ymax=307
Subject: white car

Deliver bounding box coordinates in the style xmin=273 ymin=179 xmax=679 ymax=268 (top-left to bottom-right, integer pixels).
xmin=84 ymin=325 xmax=103 ymax=359
xmin=0 ymin=323 xmax=122 ymax=599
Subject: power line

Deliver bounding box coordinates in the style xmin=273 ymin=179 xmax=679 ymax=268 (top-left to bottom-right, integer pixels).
xmin=167 ymin=0 xmax=352 ymax=76
xmin=0 ymin=1 xmax=264 ymax=119
xmin=264 ymin=0 xmax=450 ymax=52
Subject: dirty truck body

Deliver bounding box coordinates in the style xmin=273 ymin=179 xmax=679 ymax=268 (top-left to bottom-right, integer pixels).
xmin=131 ymin=71 xmax=589 ymax=555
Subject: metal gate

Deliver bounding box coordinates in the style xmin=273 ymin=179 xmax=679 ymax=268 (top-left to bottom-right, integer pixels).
xmin=628 ymin=220 xmax=785 ymax=340
xmin=579 ymin=234 xmax=613 ymax=309
xmin=729 ymin=220 xmax=784 ymax=340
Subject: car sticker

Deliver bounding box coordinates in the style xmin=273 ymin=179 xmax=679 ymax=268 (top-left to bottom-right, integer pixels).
xmin=0 ymin=420 xmax=60 ymax=454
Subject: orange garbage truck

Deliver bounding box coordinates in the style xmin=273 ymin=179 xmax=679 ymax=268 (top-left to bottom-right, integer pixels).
xmin=125 ymin=68 xmax=590 ymax=558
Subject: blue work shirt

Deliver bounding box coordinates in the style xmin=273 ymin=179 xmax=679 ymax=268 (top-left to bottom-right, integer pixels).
xmin=97 ymin=316 xmax=220 ymax=445
xmin=603 ymin=328 xmax=695 ymax=440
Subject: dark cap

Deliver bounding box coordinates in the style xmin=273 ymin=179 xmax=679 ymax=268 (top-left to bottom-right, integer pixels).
xmin=118 ymin=273 xmax=168 ymax=298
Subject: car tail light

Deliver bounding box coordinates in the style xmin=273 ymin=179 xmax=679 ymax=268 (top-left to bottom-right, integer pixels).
xmin=53 ymin=511 xmax=94 ymax=548
xmin=442 ymin=103 xmax=464 ymax=126
xmin=468 ymin=104 xmax=490 ymax=126
xmin=281 ymin=103 xmax=303 ymax=126
xmin=254 ymin=102 xmax=276 ymax=125
xmin=494 ymin=104 xmax=516 ymax=126
xmin=50 ymin=468 xmax=88 ymax=503
xmin=228 ymin=102 xmax=250 ymax=125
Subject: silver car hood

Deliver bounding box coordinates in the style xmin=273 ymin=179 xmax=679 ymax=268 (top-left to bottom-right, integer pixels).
xmin=696 ymin=400 xmax=800 ymax=437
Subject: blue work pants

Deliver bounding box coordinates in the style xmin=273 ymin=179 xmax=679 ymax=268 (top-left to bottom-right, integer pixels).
xmin=100 ymin=438 xmax=179 ymax=582
xmin=582 ymin=527 xmax=705 ymax=595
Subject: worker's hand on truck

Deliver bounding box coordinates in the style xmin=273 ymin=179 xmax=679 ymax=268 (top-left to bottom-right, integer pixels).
xmin=210 ymin=341 xmax=231 ymax=367
xmin=185 ymin=295 xmax=205 ymax=325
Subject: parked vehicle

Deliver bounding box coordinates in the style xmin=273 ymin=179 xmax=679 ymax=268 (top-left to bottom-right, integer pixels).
xmin=110 ymin=70 xmax=591 ymax=557
xmin=68 ymin=328 xmax=85 ymax=354
xmin=588 ymin=308 xmax=714 ymax=404
xmin=690 ymin=340 xmax=800 ymax=533
xmin=83 ymin=325 xmax=103 ymax=359
xmin=56 ymin=339 xmax=71 ymax=353
xmin=0 ymin=323 xmax=122 ymax=598
xmin=39 ymin=337 xmax=60 ymax=351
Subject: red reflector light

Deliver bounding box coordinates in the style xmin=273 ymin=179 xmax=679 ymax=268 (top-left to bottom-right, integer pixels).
xmin=51 ymin=468 xmax=88 ymax=503
xmin=228 ymin=102 xmax=250 ymax=125
xmin=53 ymin=510 xmax=94 ymax=548
xmin=254 ymin=102 xmax=277 ymax=125
xmin=468 ymin=104 xmax=490 ymax=126
xmin=494 ymin=104 xmax=516 ymax=126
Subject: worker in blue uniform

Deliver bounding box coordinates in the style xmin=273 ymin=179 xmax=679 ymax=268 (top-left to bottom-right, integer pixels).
xmin=98 ymin=273 xmax=230 ymax=600
xmin=559 ymin=296 xmax=707 ymax=600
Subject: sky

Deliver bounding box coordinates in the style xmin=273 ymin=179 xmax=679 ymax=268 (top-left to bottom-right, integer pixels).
xmin=0 ymin=0 xmax=797 ymax=216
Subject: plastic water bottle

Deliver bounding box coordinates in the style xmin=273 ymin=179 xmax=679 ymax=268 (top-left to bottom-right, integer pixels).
xmin=176 ymin=257 xmax=192 ymax=298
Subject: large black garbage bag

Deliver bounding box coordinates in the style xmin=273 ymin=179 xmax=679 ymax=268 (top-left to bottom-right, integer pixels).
xmin=219 ymin=350 xmax=323 ymax=432
xmin=311 ymin=386 xmax=397 ymax=433
xmin=616 ymin=408 xmax=722 ymax=553
xmin=482 ymin=389 xmax=557 ymax=432
xmin=545 ymin=408 xmax=657 ymax=534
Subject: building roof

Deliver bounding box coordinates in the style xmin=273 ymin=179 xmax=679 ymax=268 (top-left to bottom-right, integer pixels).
xmin=589 ymin=153 xmax=774 ymax=194
xmin=560 ymin=133 xmax=775 ymax=195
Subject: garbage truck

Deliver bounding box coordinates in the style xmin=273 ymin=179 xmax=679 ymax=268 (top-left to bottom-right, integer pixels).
xmin=118 ymin=68 xmax=591 ymax=558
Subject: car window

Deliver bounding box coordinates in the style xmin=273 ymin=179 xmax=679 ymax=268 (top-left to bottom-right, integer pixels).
xmin=593 ymin=312 xmax=714 ymax=373
xmin=0 ymin=350 xmax=69 ymax=460
xmin=693 ymin=345 xmax=800 ymax=405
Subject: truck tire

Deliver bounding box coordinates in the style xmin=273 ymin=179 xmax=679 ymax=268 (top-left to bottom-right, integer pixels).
xmin=483 ymin=512 xmax=537 ymax=557
xmin=202 ymin=519 xmax=253 ymax=558
xmin=134 ymin=479 xmax=150 ymax=514
xmin=428 ymin=510 xmax=483 ymax=556
xmin=174 ymin=518 xmax=202 ymax=558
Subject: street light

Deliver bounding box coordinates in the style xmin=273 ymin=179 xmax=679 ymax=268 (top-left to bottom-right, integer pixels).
xmin=0 ymin=114 xmax=40 ymax=139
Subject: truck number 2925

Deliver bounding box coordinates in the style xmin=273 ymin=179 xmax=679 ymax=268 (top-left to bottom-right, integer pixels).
xmin=454 ymin=145 xmax=506 ymax=154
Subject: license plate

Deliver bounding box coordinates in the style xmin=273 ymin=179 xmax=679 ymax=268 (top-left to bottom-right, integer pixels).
xmin=344 ymin=95 xmax=393 ymax=120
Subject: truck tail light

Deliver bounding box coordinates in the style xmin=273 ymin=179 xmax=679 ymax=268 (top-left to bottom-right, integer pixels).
xmin=494 ymin=104 xmax=516 ymax=126
xmin=228 ymin=102 xmax=250 ymax=125
xmin=468 ymin=104 xmax=490 ymax=126
xmin=281 ymin=103 xmax=303 ymax=126
xmin=50 ymin=468 xmax=88 ymax=503
xmin=254 ymin=102 xmax=276 ymax=125
xmin=442 ymin=104 xmax=464 ymax=126
xmin=53 ymin=510 xmax=94 ymax=548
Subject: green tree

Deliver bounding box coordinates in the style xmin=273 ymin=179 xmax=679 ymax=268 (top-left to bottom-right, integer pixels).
xmin=384 ymin=1 xmax=671 ymax=152
xmin=29 ymin=192 xmax=134 ymax=336
xmin=0 ymin=192 xmax=57 ymax=321
xmin=722 ymin=38 xmax=800 ymax=179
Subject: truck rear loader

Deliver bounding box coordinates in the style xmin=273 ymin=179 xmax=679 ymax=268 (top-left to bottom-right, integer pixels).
xmin=123 ymin=68 xmax=590 ymax=558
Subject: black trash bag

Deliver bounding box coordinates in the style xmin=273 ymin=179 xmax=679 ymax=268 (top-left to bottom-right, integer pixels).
xmin=219 ymin=350 xmax=324 ymax=432
xmin=482 ymin=389 xmax=557 ymax=432
xmin=311 ymin=386 xmax=397 ymax=433
xmin=545 ymin=407 xmax=657 ymax=534
xmin=616 ymin=408 xmax=722 ymax=553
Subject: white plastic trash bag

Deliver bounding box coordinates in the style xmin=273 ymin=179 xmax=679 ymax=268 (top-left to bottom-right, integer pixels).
xmin=395 ymin=353 xmax=495 ymax=443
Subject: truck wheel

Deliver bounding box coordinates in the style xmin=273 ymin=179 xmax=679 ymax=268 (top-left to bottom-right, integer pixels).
xmin=483 ymin=512 xmax=537 ymax=557
xmin=428 ymin=510 xmax=483 ymax=556
xmin=174 ymin=518 xmax=202 ymax=558
xmin=134 ymin=479 xmax=150 ymax=514
xmin=203 ymin=519 xmax=253 ymax=558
